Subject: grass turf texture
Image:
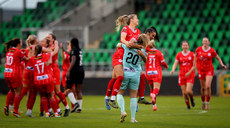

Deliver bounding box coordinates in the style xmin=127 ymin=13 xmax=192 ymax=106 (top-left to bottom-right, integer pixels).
xmin=0 ymin=95 xmax=229 ymax=128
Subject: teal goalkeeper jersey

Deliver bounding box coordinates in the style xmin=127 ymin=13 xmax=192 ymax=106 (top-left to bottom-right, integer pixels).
xmin=121 ymin=44 xmax=145 ymax=74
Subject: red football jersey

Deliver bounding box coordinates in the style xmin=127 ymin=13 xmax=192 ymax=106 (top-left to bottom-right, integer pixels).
xmin=120 ymin=25 xmax=141 ymax=42
xmin=31 ymin=53 xmax=53 ymax=85
xmin=176 ymin=51 xmax=195 ymax=76
xmin=62 ymin=52 xmax=70 ymax=71
xmin=4 ymin=47 xmax=25 ymax=77
xmin=145 ymin=47 xmax=166 ymax=73
xmin=113 ymin=26 xmax=141 ymax=64
xmin=195 ymin=46 xmax=217 ymax=72
xmin=50 ymin=45 xmax=59 ymax=68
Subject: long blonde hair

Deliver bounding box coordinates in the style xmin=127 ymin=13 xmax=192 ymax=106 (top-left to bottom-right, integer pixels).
xmin=26 ymin=35 xmax=37 ymax=47
xmin=137 ymin=34 xmax=149 ymax=48
xmin=115 ymin=14 xmax=137 ymax=31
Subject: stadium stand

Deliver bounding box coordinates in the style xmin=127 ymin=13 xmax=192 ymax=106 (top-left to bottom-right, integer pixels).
xmin=97 ymin=0 xmax=230 ymax=71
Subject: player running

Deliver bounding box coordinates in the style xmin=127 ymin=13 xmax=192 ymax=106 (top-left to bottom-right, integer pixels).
xmin=170 ymin=41 xmax=195 ymax=109
xmin=195 ymin=37 xmax=226 ymax=110
xmin=145 ymin=40 xmax=168 ymax=111
xmin=4 ymin=38 xmax=29 ymax=117
xmin=116 ymin=34 xmax=148 ymax=123
xmin=61 ymin=38 xmax=84 ymax=113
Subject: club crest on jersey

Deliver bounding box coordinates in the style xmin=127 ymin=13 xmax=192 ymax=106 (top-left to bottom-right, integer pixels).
xmin=208 ymin=53 xmax=211 ymax=56
xmin=188 ymin=57 xmax=191 ymax=60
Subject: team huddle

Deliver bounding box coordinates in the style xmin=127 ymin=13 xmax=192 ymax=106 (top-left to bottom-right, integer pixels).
xmin=104 ymin=14 xmax=227 ymax=123
xmin=3 ymin=13 xmax=227 ymax=122
xmin=4 ymin=34 xmax=84 ymax=118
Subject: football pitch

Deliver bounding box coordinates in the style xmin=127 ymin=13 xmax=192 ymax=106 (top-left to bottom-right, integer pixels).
xmin=0 ymin=95 xmax=229 ymax=128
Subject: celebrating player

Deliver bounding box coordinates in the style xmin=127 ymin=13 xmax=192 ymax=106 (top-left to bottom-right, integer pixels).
xmin=4 ymin=38 xmax=28 ymax=117
xmin=116 ymin=34 xmax=148 ymax=123
xmin=170 ymin=41 xmax=195 ymax=109
xmin=195 ymin=37 xmax=226 ymax=110
xmin=145 ymin=40 xmax=168 ymax=111
xmin=31 ymin=44 xmax=61 ymax=117
xmin=46 ymin=34 xmax=70 ymax=115
xmin=105 ymin=14 xmax=145 ymax=110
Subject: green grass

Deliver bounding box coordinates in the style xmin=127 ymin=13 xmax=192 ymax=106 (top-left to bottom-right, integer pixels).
xmin=0 ymin=95 xmax=230 ymax=128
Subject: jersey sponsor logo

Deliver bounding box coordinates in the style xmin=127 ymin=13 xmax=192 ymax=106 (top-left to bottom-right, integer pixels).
xmin=4 ymin=68 xmax=13 ymax=72
xmin=148 ymin=51 xmax=156 ymax=54
xmin=147 ymin=71 xmax=158 ymax=75
xmin=118 ymin=59 xmax=123 ymax=62
xmin=37 ymin=74 xmax=48 ymax=80
xmin=26 ymin=66 xmax=34 ymax=70
xmin=124 ymin=67 xmax=136 ymax=72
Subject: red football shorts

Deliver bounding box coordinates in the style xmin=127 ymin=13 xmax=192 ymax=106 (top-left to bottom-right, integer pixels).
xmin=23 ymin=70 xmax=34 ymax=86
xmin=35 ymin=82 xmax=54 ymax=94
xmin=112 ymin=48 xmax=124 ymax=67
xmin=198 ymin=70 xmax=214 ymax=80
xmin=53 ymin=65 xmax=61 ymax=85
xmin=146 ymin=70 xmax=162 ymax=85
xmin=5 ymin=77 xmax=23 ymax=89
xmin=178 ymin=74 xmax=195 ymax=86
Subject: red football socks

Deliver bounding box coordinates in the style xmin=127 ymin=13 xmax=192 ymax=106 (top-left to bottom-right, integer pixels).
xmin=6 ymin=91 xmax=15 ymax=107
xmin=41 ymin=97 xmax=49 ymax=113
xmin=138 ymin=74 xmax=146 ymax=98
xmin=111 ymin=76 xmax=124 ymax=97
xmin=57 ymin=92 xmax=68 ymax=106
xmin=49 ymin=98 xmax=57 ymax=113
xmin=13 ymin=94 xmax=21 ymax=113
xmin=106 ymin=78 xmax=116 ymax=97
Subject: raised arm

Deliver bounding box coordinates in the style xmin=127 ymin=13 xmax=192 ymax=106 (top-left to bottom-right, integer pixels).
xmin=51 ymin=40 xmax=59 ymax=57
xmin=60 ymin=43 xmax=66 ymax=60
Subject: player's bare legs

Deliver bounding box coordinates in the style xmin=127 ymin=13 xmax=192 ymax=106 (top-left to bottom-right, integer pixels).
xmin=199 ymin=79 xmax=206 ymax=109
xmin=186 ymin=83 xmax=195 ymax=107
xmin=181 ymin=85 xmax=190 ymax=109
xmin=204 ymin=76 xmax=213 ymax=110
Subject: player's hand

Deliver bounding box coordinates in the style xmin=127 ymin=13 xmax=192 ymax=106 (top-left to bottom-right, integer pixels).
xmin=222 ymin=65 xmax=227 ymax=69
xmin=170 ymin=71 xmax=174 ymax=75
xmin=185 ymin=72 xmax=190 ymax=77
xmin=165 ymin=66 xmax=169 ymax=70
xmin=136 ymin=50 xmax=144 ymax=56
